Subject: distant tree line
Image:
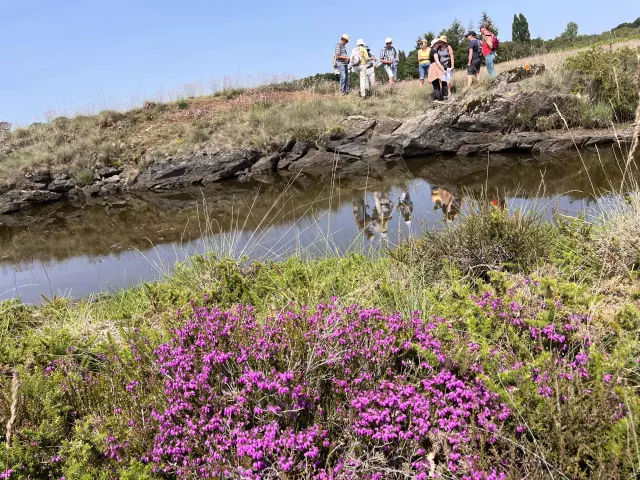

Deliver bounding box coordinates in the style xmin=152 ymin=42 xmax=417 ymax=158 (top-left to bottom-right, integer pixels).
xmin=300 ymin=15 xmax=640 ymax=84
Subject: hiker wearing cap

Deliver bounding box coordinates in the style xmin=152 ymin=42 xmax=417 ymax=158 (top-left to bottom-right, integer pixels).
xmin=480 ymin=23 xmax=497 ymax=79
xmin=418 ymin=39 xmax=431 ymax=88
xmin=350 ymin=39 xmax=371 ymax=98
xmin=335 ymin=34 xmax=351 ymax=94
xmin=466 ymin=31 xmax=482 ymax=87
xmin=380 ymin=38 xmax=399 ymax=85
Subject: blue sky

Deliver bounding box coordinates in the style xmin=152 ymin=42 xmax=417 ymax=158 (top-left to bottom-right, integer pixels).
xmin=2 ymin=0 xmax=637 ymax=125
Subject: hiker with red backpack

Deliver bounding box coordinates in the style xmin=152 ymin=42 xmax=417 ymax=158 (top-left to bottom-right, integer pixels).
xmin=480 ymin=22 xmax=499 ymax=79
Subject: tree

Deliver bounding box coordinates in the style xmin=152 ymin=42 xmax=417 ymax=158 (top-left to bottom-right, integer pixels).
xmin=512 ymin=13 xmax=531 ymax=43
xmin=440 ymin=19 xmax=467 ymax=69
xmin=416 ymin=31 xmax=435 ymax=49
xmin=563 ymin=22 xmax=579 ymax=41
xmin=480 ymin=10 xmax=499 ymax=37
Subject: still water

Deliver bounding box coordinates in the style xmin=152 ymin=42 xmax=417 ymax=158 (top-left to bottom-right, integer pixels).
xmin=0 ymin=150 xmax=628 ymax=303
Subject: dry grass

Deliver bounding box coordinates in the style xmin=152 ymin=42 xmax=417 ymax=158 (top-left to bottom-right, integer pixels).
xmin=2 ymin=39 xmax=639 ymax=191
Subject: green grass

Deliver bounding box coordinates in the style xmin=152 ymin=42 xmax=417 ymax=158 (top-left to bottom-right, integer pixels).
xmin=3 ymin=196 xmax=640 ymax=477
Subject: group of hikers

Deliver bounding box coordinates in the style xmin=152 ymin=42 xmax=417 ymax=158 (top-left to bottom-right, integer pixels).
xmin=333 ymin=23 xmax=498 ymax=101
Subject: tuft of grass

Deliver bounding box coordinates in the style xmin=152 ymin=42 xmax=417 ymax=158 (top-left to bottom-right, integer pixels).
xmin=393 ymin=196 xmax=554 ymax=282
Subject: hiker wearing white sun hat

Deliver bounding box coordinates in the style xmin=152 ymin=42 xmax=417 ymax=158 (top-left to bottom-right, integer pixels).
xmin=380 ymin=37 xmax=398 ymax=85
xmin=350 ymin=39 xmax=371 ymax=98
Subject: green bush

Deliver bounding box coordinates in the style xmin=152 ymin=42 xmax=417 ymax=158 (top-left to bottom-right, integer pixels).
xmin=576 ymin=101 xmax=615 ymax=128
xmin=565 ymin=47 xmax=639 ymax=121
xmin=393 ymin=200 xmax=554 ymax=281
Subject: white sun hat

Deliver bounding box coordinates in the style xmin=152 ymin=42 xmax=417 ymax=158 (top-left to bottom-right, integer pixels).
xmin=356 ymin=38 xmax=365 ymax=46
xmin=385 ymin=37 xmax=393 ymax=43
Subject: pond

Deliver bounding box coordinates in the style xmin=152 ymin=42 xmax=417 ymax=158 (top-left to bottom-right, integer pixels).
xmin=0 ymin=149 xmax=627 ymax=303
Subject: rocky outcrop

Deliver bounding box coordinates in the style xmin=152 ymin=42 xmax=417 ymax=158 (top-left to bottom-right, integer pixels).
xmin=0 ymin=190 xmax=62 ymax=214
xmin=2 ymin=76 xmax=638 ymax=215
xmin=133 ymin=149 xmax=261 ymax=190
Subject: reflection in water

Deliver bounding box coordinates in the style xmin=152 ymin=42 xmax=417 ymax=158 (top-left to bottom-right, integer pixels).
xmin=0 ymin=149 xmax=630 ymax=303
xmin=431 ymin=186 xmax=462 ymax=222
xmin=398 ymin=191 xmax=414 ymax=227
xmin=353 ymin=198 xmax=374 ymax=240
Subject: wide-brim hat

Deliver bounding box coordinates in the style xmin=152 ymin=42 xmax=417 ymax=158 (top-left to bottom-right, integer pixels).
xmin=439 ymin=35 xmax=448 ymax=43
xmin=430 ymin=38 xmax=439 ymax=47
xmin=385 ymin=37 xmax=393 ymax=43
xmin=356 ymin=38 xmax=365 ymax=46
xmin=341 ymin=34 xmax=350 ymax=41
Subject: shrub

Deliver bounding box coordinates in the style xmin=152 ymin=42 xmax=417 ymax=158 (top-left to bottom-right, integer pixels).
xmin=593 ymin=193 xmax=640 ymax=277
xmin=393 ymin=201 xmax=554 ymax=281
xmin=565 ymin=47 xmax=639 ymax=121
xmin=187 ymin=125 xmax=211 ymax=144
xmin=147 ymin=303 xmax=512 ymax=478
xmin=97 ymin=110 xmax=126 ymax=129
xmin=576 ymin=101 xmax=614 ymax=128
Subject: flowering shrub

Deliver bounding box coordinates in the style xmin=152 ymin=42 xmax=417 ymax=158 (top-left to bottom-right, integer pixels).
xmin=149 ymin=303 xmax=512 ymax=478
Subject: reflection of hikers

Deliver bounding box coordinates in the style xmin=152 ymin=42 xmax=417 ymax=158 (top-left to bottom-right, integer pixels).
xmin=480 ymin=23 xmax=498 ymax=79
xmin=466 ymin=31 xmax=482 ymax=87
xmin=371 ymin=192 xmax=394 ymax=240
xmin=334 ymin=34 xmax=351 ymax=94
xmin=351 ymin=39 xmax=371 ymax=99
xmin=417 ymin=39 xmax=430 ymax=88
xmin=489 ymin=191 xmax=507 ymax=211
xmin=431 ymin=186 xmax=461 ymax=221
xmin=379 ymin=38 xmax=399 ymax=85
xmin=353 ymin=198 xmax=374 ymax=240
xmin=398 ymin=191 xmax=414 ymax=226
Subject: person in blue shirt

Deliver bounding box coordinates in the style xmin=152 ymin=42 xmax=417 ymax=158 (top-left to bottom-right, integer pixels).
xmin=466 ymin=31 xmax=482 ymax=87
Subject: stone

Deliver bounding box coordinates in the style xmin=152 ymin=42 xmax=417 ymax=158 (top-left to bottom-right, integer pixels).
xmin=287 ymin=150 xmax=358 ymax=174
xmin=495 ymin=64 xmax=546 ymax=85
xmin=340 ymin=116 xmax=377 ymax=139
xmin=97 ymin=166 xmax=123 ymax=179
xmin=104 ymin=174 xmax=122 ymax=184
xmin=25 ymin=171 xmax=52 ymax=184
xmin=251 ymin=154 xmax=281 ymax=173
xmin=0 ymin=190 xmax=62 ymax=214
xmin=372 ymin=118 xmax=403 ymax=136
xmin=47 ymin=178 xmax=76 ymax=193
xmin=281 ymin=137 xmax=296 ymax=153
xmin=330 ymin=142 xmax=383 ymax=158
xmin=532 ymin=138 xmax=578 ymax=155
xmin=134 ymin=149 xmax=262 ymax=189
xmin=291 ymin=141 xmax=311 ymax=156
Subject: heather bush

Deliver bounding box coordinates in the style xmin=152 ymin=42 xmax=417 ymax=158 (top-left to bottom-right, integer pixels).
xmin=146 ymin=303 xmax=513 ymax=478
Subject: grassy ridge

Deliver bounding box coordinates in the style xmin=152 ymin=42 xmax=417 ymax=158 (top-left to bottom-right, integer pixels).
xmin=1 ymin=41 xmax=638 ymax=192
xmin=2 ymin=184 xmax=640 ymax=477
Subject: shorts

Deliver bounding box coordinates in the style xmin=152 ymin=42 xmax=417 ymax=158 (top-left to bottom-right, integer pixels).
xmin=383 ymin=64 xmax=397 ymax=79
xmin=418 ymin=63 xmax=430 ymax=80
xmin=467 ymin=57 xmax=482 ymax=75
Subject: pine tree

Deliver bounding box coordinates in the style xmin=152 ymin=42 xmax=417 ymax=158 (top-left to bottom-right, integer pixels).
xmin=480 ymin=11 xmax=499 ymax=37
xmin=512 ymin=13 xmax=531 ymax=43
xmin=512 ymin=14 xmax=521 ymax=42
xmin=518 ymin=14 xmax=531 ymax=43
